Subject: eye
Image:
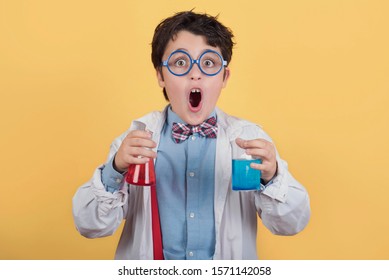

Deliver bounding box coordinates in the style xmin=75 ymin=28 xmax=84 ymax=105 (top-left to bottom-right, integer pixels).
xmin=203 ymin=59 xmax=215 ymax=67
xmin=175 ymin=59 xmax=187 ymax=67
xmin=176 ymin=59 xmax=186 ymax=66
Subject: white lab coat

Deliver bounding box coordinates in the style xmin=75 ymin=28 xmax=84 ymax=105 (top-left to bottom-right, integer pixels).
xmin=72 ymin=106 xmax=310 ymax=259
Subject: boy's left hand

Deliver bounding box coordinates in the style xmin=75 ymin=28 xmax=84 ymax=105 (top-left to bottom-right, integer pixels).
xmin=235 ymin=138 xmax=277 ymax=184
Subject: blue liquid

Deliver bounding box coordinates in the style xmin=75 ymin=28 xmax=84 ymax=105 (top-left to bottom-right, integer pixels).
xmin=232 ymin=159 xmax=262 ymax=191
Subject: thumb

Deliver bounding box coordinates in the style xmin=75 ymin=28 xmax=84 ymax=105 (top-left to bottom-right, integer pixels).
xmin=235 ymin=138 xmax=246 ymax=148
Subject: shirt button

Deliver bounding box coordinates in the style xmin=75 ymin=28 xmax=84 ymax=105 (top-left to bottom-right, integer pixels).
xmin=189 ymin=172 xmax=195 ymax=177
xmin=188 ymin=251 xmax=194 ymax=257
xmin=189 ymin=212 xmax=195 ymax=218
xmin=191 ymin=136 xmax=196 ymax=140
xmin=115 ymin=178 xmax=121 ymax=183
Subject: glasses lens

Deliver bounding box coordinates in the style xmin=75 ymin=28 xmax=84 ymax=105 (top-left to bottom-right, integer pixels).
xmin=167 ymin=51 xmax=191 ymax=75
xmin=199 ymin=51 xmax=223 ymax=75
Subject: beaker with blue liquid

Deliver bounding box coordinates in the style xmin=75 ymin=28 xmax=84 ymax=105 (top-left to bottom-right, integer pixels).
xmin=231 ymin=139 xmax=262 ymax=191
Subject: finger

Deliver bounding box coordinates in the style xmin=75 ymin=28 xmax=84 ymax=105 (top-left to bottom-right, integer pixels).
xmin=246 ymin=148 xmax=275 ymax=161
xmin=126 ymin=138 xmax=157 ymax=149
xmin=250 ymin=162 xmax=265 ymax=170
xmin=250 ymin=162 xmax=277 ymax=181
xmin=128 ymin=146 xmax=157 ymax=159
xmin=127 ymin=130 xmax=153 ymax=140
xmin=250 ymin=161 xmax=275 ymax=169
xmin=124 ymin=130 xmax=156 ymax=148
xmin=235 ymin=138 xmax=246 ymax=148
xmin=250 ymin=162 xmax=274 ymax=177
xmin=128 ymin=155 xmax=152 ymax=165
xmin=120 ymin=149 xmax=156 ymax=167
xmin=236 ymin=138 xmax=272 ymax=150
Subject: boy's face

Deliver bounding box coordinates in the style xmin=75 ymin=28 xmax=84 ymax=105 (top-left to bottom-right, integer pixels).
xmin=157 ymin=30 xmax=230 ymax=125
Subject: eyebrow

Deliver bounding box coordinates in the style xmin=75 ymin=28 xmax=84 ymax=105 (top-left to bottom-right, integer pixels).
xmin=173 ymin=48 xmax=215 ymax=54
xmin=175 ymin=48 xmax=189 ymax=52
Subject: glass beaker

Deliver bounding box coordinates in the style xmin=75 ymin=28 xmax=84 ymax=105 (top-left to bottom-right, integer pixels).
xmin=231 ymin=139 xmax=262 ymax=191
xmin=125 ymin=121 xmax=156 ymax=186
xmin=126 ymin=158 xmax=156 ymax=186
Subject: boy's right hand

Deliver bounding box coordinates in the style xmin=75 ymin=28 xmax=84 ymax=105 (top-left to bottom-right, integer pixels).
xmin=113 ymin=130 xmax=157 ymax=173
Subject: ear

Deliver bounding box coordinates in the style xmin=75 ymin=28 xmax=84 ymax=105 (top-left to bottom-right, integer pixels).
xmin=156 ymin=69 xmax=165 ymax=88
xmin=222 ymin=67 xmax=230 ymax=88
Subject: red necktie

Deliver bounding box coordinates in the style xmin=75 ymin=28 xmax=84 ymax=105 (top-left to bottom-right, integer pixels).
xmin=150 ymin=184 xmax=164 ymax=260
xmin=126 ymin=159 xmax=163 ymax=259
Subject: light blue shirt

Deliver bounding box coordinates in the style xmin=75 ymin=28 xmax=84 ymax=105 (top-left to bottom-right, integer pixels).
xmin=155 ymin=107 xmax=216 ymax=260
xmin=101 ymin=107 xmax=217 ymax=259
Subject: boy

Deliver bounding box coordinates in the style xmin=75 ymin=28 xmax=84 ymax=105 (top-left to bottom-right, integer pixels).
xmin=72 ymin=11 xmax=310 ymax=260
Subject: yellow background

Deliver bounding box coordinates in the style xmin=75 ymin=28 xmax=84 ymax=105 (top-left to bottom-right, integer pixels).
xmin=1 ymin=0 xmax=388 ymax=259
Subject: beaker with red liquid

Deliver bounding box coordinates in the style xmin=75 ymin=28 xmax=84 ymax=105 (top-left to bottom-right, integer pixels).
xmin=126 ymin=159 xmax=156 ymax=186
xmin=125 ymin=121 xmax=156 ymax=186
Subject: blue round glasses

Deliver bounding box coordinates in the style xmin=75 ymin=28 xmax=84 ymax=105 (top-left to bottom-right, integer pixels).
xmin=161 ymin=49 xmax=227 ymax=76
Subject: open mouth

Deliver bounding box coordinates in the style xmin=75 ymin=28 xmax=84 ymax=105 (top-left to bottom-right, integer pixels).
xmin=189 ymin=88 xmax=202 ymax=110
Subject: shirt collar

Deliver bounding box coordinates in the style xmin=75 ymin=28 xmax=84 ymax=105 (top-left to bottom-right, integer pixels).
xmin=166 ymin=105 xmax=217 ymax=128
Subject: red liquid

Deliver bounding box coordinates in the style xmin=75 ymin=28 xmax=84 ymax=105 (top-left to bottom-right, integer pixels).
xmin=126 ymin=160 xmax=156 ymax=186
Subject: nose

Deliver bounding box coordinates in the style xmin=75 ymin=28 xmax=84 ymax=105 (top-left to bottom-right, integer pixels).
xmin=190 ymin=61 xmax=202 ymax=80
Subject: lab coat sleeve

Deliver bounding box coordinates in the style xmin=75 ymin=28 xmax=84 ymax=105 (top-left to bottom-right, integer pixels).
xmin=234 ymin=122 xmax=311 ymax=236
xmin=72 ymin=134 xmax=129 ymax=238
xmin=254 ymin=157 xmax=311 ymax=235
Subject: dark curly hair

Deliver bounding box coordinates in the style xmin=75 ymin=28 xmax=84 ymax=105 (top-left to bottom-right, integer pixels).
xmin=151 ymin=11 xmax=235 ymax=101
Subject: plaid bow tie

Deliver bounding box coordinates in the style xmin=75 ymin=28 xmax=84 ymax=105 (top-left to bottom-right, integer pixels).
xmin=172 ymin=116 xmax=218 ymax=143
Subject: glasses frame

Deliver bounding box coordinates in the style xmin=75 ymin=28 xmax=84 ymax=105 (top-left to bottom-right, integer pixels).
xmin=161 ymin=49 xmax=227 ymax=77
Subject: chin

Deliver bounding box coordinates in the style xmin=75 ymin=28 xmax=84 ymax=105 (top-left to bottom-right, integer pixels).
xmin=186 ymin=111 xmax=212 ymax=125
